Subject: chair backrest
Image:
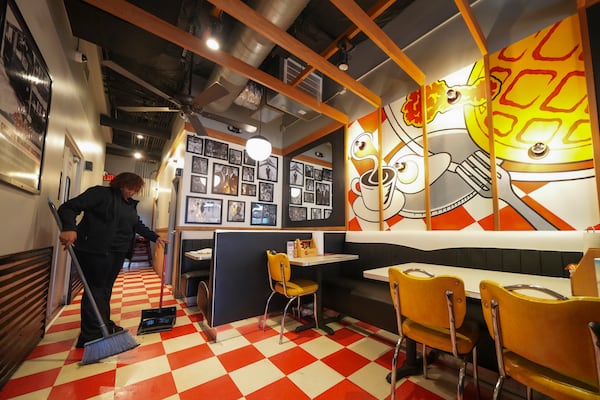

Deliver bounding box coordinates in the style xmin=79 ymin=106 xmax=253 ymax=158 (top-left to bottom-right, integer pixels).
xmin=480 ymin=279 xmax=600 ymax=389
xmin=266 ymin=251 xmax=291 ymax=285
xmin=388 ymin=267 xmax=468 ymax=330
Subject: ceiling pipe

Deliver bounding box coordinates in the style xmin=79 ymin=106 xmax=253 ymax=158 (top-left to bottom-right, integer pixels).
xmin=99 ymin=114 xmax=171 ymax=139
xmin=204 ymin=0 xmax=310 ymax=113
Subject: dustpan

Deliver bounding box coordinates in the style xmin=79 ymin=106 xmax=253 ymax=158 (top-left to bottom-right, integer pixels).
xmin=137 ymin=243 xmax=176 ymax=335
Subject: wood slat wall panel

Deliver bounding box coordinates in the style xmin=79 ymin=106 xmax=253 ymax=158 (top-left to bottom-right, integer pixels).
xmin=0 ymin=247 xmax=52 ymax=390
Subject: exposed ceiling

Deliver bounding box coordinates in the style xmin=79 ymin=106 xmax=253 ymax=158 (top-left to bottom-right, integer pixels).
xmin=62 ymin=0 xmax=578 ymax=163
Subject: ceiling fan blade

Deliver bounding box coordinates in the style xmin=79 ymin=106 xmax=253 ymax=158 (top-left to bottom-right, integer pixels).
xmin=191 ymin=82 xmax=229 ymax=108
xmin=102 ymin=60 xmax=180 ymax=107
xmin=200 ymin=111 xmax=258 ymax=133
xmin=117 ymin=106 xmax=180 ymax=113
xmin=187 ymin=112 xmax=209 ymax=136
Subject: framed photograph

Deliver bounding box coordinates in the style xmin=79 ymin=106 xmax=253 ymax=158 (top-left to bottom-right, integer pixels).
xmin=315 ymin=182 xmax=331 ymax=206
xmin=191 ymin=155 xmax=208 ymax=175
xmin=324 ymin=209 xmax=332 ymax=219
xmin=241 ymin=182 xmax=256 ymax=196
xmin=186 ymin=135 xmax=203 ymax=154
xmin=185 ymin=196 xmax=222 ymax=224
xmin=289 ymin=206 xmax=307 ymax=222
xmin=258 ymin=181 xmax=274 ymax=202
xmin=304 ymin=191 xmax=314 ymax=203
xmin=314 ymin=169 xmax=323 ymax=181
xmin=305 ymin=164 xmax=314 ymax=179
xmin=257 ymin=155 xmax=278 ymax=182
xmin=0 ymin=0 xmax=52 ymax=193
xmin=229 ymin=148 xmax=242 ymax=165
xmin=289 ymin=160 xmax=304 ymax=186
xmin=204 ymin=138 xmax=229 ymax=160
xmin=251 ymin=202 xmax=277 ymax=226
xmin=322 ymin=167 xmax=333 ymax=181
xmin=190 ymin=174 xmax=207 ymax=194
xmin=305 ymin=178 xmax=314 ymax=192
xmin=243 ymin=149 xmax=256 ymax=166
xmin=311 ymin=208 xmax=322 ymax=220
xmin=242 ymin=166 xmax=254 ymax=182
xmin=290 ymin=187 xmax=302 ymax=205
xmin=212 ymin=163 xmax=239 ymax=196
xmin=227 ymin=200 xmax=245 ymax=222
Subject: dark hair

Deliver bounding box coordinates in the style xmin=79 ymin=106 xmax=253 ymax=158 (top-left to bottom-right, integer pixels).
xmin=110 ymin=172 xmax=145 ymax=191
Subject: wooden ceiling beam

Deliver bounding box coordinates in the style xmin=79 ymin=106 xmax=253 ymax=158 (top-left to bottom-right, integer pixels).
xmin=290 ymin=0 xmax=396 ymax=88
xmin=330 ymin=0 xmax=425 ymax=86
xmin=454 ymin=0 xmax=488 ymax=55
xmin=206 ymin=0 xmax=381 ymax=109
xmin=82 ymin=0 xmax=349 ymax=124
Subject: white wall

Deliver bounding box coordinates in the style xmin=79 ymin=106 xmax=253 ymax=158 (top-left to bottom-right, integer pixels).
xmin=0 ymin=1 xmax=106 ymax=255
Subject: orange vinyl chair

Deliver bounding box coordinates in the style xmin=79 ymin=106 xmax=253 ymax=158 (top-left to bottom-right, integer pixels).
xmin=480 ymin=280 xmax=600 ymax=400
xmin=260 ymin=250 xmax=319 ymax=344
xmin=388 ymin=267 xmax=480 ymax=400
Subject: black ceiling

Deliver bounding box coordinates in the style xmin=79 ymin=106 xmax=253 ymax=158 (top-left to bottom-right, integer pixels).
xmin=63 ymin=0 xmax=418 ymax=162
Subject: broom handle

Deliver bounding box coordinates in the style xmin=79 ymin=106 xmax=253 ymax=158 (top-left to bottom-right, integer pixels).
xmin=48 ymin=200 xmax=110 ymax=338
xmin=159 ymin=243 xmax=167 ymax=309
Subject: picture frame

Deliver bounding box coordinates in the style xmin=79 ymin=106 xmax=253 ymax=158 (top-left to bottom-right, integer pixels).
xmin=204 ymin=138 xmax=229 ymax=160
xmin=289 ymin=160 xmax=304 ymax=186
xmin=212 ymin=162 xmax=239 ymax=196
xmin=251 ymin=202 xmax=277 ymax=226
xmin=290 ymin=187 xmax=302 ymax=205
xmin=305 ymin=178 xmax=314 ymax=192
xmin=0 ymin=0 xmax=52 ymax=193
xmin=186 ymin=135 xmax=203 ymax=154
xmin=304 ymin=191 xmax=314 ymax=203
xmin=258 ymin=181 xmax=274 ymax=202
xmin=314 ymin=169 xmax=323 ymax=181
xmin=311 ymin=208 xmax=322 ymax=220
xmin=322 ymin=167 xmax=333 ymax=181
xmin=191 ymin=155 xmax=208 ymax=175
xmin=305 ymin=164 xmax=314 ymax=179
xmin=257 ymin=155 xmax=278 ymax=182
xmin=315 ymin=182 xmax=330 ymax=206
xmin=190 ymin=174 xmax=207 ymax=194
xmin=243 ymin=149 xmax=256 ymax=166
xmin=324 ymin=209 xmax=332 ymax=219
xmin=241 ymin=182 xmax=256 ymax=196
xmin=241 ymin=166 xmax=254 ymax=182
xmin=289 ymin=206 xmax=307 ymax=222
xmin=229 ymin=148 xmax=242 ymax=165
xmin=227 ymin=200 xmax=245 ymax=222
xmin=185 ymin=196 xmax=222 ymax=224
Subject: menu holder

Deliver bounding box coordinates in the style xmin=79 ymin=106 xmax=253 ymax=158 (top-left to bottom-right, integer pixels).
xmin=570 ymin=247 xmax=600 ymax=296
xmin=295 ymin=238 xmax=319 ymax=258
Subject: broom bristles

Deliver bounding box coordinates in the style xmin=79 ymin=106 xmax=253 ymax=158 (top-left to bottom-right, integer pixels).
xmin=80 ymin=330 xmax=139 ymax=365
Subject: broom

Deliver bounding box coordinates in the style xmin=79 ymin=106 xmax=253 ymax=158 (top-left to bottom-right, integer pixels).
xmin=48 ymin=199 xmax=139 ymax=364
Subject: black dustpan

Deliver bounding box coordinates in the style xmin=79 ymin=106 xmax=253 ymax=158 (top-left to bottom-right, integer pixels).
xmin=137 ymin=244 xmax=176 ymax=335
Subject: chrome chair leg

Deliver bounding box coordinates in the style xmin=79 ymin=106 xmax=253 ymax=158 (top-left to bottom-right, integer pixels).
xmin=280 ymin=296 xmax=297 ymax=344
xmin=458 ymin=360 xmax=466 ymax=400
xmin=472 ymin=347 xmax=479 ymax=399
xmin=390 ymin=335 xmax=404 ymax=400
xmin=312 ymin=292 xmax=318 ymax=329
xmin=493 ymin=376 xmax=504 ymax=400
xmin=422 ymin=344 xmax=428 ymax=379
xmin=261 ymin=291 xmax=276 ymax=330
xmin=526 ymin=387 xmax=533 ymax=400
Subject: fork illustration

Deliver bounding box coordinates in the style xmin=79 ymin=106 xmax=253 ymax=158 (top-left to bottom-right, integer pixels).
xmin=456 ymin=151 xmax=556 ymax=230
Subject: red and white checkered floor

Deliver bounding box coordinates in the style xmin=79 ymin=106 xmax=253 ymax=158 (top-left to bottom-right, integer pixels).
xmin=1 ymin=266 xmax=524 ymax=399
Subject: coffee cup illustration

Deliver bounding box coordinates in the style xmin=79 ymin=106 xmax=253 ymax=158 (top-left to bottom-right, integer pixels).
xmin=351 ymin=166 xmax=397 ymax=211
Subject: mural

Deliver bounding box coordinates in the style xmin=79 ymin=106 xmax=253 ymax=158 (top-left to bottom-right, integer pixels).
xmin=347 ymin=14 xmax=598 ymax=231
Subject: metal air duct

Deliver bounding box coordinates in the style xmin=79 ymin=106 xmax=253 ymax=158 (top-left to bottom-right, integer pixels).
xmin=204 ymin=0 xmax=310 ymax=113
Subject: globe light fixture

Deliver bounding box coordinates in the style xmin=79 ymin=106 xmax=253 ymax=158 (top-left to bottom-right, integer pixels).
xmin=246 ymin=135 xmax=272 ymax=161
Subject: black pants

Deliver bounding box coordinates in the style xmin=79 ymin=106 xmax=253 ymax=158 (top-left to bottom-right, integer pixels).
xmin=75 ymin=250 xmax=126 ymax=341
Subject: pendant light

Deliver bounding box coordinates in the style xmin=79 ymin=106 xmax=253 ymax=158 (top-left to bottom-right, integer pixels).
xmin=246 ymin=90 xmax=271 ymax=161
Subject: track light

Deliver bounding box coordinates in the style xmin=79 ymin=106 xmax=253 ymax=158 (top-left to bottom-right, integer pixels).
xmin=337 ymin=37 xmax=353 ymax=71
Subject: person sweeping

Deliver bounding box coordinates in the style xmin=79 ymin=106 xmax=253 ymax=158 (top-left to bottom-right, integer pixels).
xmin=58 ymin=172 xmax=166 ymax=349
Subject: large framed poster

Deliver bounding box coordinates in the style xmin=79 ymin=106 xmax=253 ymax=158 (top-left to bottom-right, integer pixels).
xmin=0 ymin=0 xmax=52 ymax=193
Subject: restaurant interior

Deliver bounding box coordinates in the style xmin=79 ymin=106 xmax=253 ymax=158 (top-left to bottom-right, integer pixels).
xmin=1 ymin=0 xmax=600 ymax=398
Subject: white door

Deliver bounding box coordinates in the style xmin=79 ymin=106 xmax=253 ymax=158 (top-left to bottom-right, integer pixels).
xmin=47 ymin=140 xmax=82 ymax=320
